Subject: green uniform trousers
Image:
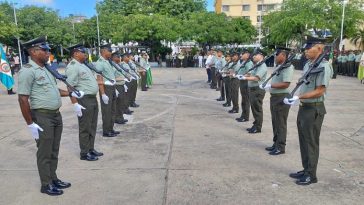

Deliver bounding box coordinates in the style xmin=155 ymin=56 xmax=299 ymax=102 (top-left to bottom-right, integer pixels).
xmin=270 ymin=94 xmax=290 ymax=151
xmin=239 ymin=80 xmax=250 ymax=120
xmin=210 ymin=67 xmax=217 ymax=88
xmin=249 ymin=86 xmax=265 ymax=131
xmin=129 ymin=80 xmax=138 ymax=105
xmin=77 ymin=95 xmax=98 ymax=156
xmin=230 ymin=78 xmax=240 ymax=111
xmin=223 ymin=77 xmax=231 ymax=104
xmin=115 ymin=85 xmax=127 ymax=121
xmin=31 ymin=109 xmax=62 ymax=186
xmin=297 ymin=103 xmax=326 ymax=179
xmin=99 ymin=85 xmax=116 ymax=133
xmin=140 ymin=73 xmax=147 ymax=90
xmin=217 ymin=73 xmax=225 ymax=99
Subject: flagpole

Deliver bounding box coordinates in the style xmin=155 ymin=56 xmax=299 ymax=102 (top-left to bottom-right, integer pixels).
xmin=12 ymin=1 xmax=22 ymax=68
xmin=96 ymin=1 xmax=101 ymax=56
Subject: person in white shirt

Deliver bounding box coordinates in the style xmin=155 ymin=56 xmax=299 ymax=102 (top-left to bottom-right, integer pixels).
xmin=198 ymin=53 xmax=203 ymax=68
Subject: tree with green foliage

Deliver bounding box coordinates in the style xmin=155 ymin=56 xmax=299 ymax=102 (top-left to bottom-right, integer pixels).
xmin=262 ymin=0 xmax=364 ymax=47
xmin=0 ymin=3 xmax=20 ymax=48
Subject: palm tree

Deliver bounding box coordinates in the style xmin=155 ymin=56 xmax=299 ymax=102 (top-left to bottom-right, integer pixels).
xmin=350 ymin=29 xmax=364 ymax=51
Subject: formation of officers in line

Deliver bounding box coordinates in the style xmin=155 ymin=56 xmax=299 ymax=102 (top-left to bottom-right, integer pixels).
xmin=17 ymin=36 xmax=152 ymax=196
xmin=205 ymin=35 xmax=333 ymax=186
xmin=333 ymin=50 xmax=362 ymax=78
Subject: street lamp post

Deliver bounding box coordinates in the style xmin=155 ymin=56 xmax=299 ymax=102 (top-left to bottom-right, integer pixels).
xmin=96 ymin=1 xmax=101 ymax=56
xmin=339 ymin=0 xmax=348 ymax=51
xmin=12 ymin=2 xmax=22 ymax=67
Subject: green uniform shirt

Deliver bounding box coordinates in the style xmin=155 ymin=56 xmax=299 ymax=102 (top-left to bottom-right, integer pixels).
xmin=341 ymin=55 xmax=348 ymax=63
xmin=248 ymin=63 xmax=267 ymax=88
xmin=95 ymin=56 xmax=116 ymax=84
xmin=355 ymin=54 xmax=362 ymax=62
xmin=65 ymin=59 xmax=99 ymax=95
xmin=337 ymin=55 xmax=342 ymax=63
xmin=237 ymin=60 xmax=253 ymax=75
xmin=229 ymin=61 xmax=242 ymax=77
xmin=300 ymin=60 xmax=333 ymax=103
xmin=215 ymin=57 xmax=226 ymax=71
xmin=116 ymin=62 xmax=129 ymax=85
xmin=348 ymin=53 xmax=356 ymax=61
xmin=18 ymin=59 xmax=62 ymax=110
xmin=270 ymin=64 xmax=294 ymax=94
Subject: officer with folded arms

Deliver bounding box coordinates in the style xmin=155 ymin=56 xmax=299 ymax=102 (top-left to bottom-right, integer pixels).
xmin=18 ymin=36 xmax=84 ymax=195
xmin=65 ymin=44 xmax=103 ymax=161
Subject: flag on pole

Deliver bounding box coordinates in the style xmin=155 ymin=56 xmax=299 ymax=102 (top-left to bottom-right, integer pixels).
xmin=0 ymin=44 xmax=14 ymax=90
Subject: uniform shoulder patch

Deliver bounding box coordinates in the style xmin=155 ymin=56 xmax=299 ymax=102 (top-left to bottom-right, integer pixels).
xmin=70 ymin=61 xmax=76 ymax=65
xmin=23 ymin=64 xmax=32 ymax=68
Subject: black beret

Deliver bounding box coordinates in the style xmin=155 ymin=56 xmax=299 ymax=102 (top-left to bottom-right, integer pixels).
xmin=253 ymin=48 xmax=267 ymax=56
xmin=22 ymin=36 xmax=50 ymax=50
xmin=303 ymin=36 xmax=327 ymax=49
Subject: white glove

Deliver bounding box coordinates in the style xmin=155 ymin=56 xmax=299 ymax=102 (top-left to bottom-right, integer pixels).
xmin=259 ymin=83 xmax=271 ymax=91
xmin=131 ymin=76 xmax=137 ymax=80
xmin=27 ymin=123 xmax=44 ymax=140
xmin=105 ymin=80 xmax=115 ymax=86
xmin=124 ymin=78 xmax=131 ymax=83
xmin=101 ymin=94 xmax=109 ymax=104
xmin=283 ymin=96 xmax=299 ymax=105
xmin=124 ymin=84 xmax=128 ymax=93
xmin=73 ymin=103 xmax=86 ymax=117
xmin=115 ymin=89 xmax=120 ymax=97
xmin=237 ymin=75 xmax=246 ymax=80
xmin=71 ymin=91 xmax=85 ymax=99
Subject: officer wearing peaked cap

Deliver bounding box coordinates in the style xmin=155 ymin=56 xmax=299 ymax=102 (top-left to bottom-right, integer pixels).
xmin=242 ymin=48 xmax=268 ymax=134
xmin=284 ymin=36 xmax=333 ymax=185
xmin=65 ymin=43 xmax=103 ymax=161
xmin=261 ymin=47 xmax=294 ymax=155
xmin=18 ymin=36 xmax=78 ymax=195
xmin=95 ymin=43 xmax=120 ymax=137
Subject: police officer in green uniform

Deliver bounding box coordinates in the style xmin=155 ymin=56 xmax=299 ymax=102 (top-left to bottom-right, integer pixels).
xmin=139 ymin=53 xmax=149 ymax=91
xmin=355 ymin=50 xmax=362 ymax=76
xmin=215 ymin=50 xmax=227 ymax=101
xmin=341 ymin=51 xmax=348 ymax=75
xmin=260 ymin=47 xmax=294 ymax=155
xmin=348 ymin=50 xmax=356 ymax=77
xmin=227 ymin=52 xmax=241 ymax=113
xmin=242 ymin=49 xmax=267 ymax=134
xmin=127 ymin=53 xmax=140 ymax=108
xmin=236 ymin=49 xmax=253 ymax=122
xmin=284 ymin=36 xmax=333 ymax=185
xmin=222 ymin=52 xmax=235 ymax=107
xmin=65 ymin=44 xmax=103 ymax=161
xmin=18 ymin=36 xmax=76 ymax=195
xmin=95 ymin=44 xmax=120 ymax=137
xmin=111 ymin=51 xmax=129 ymax=125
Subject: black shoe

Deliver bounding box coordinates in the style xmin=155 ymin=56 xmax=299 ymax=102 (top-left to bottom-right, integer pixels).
xmin=289 ymin=170 xmax=305 ymax=179
xmin=228 ymin=109 xmax=238 ymax=114
xmin=269 ymin=148 xmax=285 ymax=155
xmin=142 ymin=88 xmax=148 ymax=91
xmin=115 ymin=119 xmax=128 ymax=124
xmin=216 ymin=97 xmax=225 ymax=101
xmin=52 ymin=179 xmax=71 ymax=189
xmin=111 ymin=130 xmax=120 ymax=135
xmin=246 ymin=126 xmax=255 ymax=131
xmin=124 ymin=109 xmax=134 ymax=115
xmin=248 ymin=127 xmax=261 ymax=134
xmin=40 ymin=184 xmax=63 ymax=196
xmin=80 ymin=153 xmax=99 ymax=161
xmin=7 ymin=90 xmax=16 ymax=95
xmin=90 ymin=149 xmax=104 ymax=157
xmin=130 ymin=102 xmax=140 ymax=108
xmin=222 ymin=103 xmax=231 ymax=107
xmin=296 ymin=175 xmax=318 ymax=185
xmin=236 ymin=117 xmax=248 ymax=122
xmin=102 ymin=132 xmax=117 ymax=137
xmin=210 ymin=86 xmax=217 ymax=89
xmin=265 ymin=144 xmax=275 ymax=151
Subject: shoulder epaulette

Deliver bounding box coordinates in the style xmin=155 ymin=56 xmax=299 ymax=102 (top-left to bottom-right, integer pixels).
xmin=23 ymin=64 xmax=32 ymax=68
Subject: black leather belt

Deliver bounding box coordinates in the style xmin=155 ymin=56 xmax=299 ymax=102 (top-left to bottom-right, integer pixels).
xmin=33 ymin=109 xmax=60 ymax=114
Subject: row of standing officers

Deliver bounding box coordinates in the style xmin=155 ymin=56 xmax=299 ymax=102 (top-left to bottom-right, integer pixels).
xmin=17 ymin=37 xmax=151 ymax=196
xmin=206 ymin=36 xmax=332 ymax=186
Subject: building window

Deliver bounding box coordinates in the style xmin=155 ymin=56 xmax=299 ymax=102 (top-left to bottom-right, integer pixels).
xmin=257 ymin=16 xmax=263 ymax=23
xmin=243 ymin=16 xmax=250 ymax=20
xmin=222 ymin=5 xmax=230 ymax=12
xmin=242 ymin=5 xmax=250 ymax=11
xmin=258 ymin=4 xmax=276 ymax=11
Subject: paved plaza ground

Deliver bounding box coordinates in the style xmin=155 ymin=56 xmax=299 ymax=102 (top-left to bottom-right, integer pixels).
xmin=0 ymin=67 xmax=363 ymax=205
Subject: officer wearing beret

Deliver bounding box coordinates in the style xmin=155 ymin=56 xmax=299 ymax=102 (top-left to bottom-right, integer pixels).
xmin=65 ymin=44 xmax=103 ymax=161
xmin=236 ymin=49 xmax=253 ymax=122
xmin=222 ymin=51 xmax=235 ymax=107
xmin=284 ymin=36 xmax=333 ymax=185
xmin=261 ymin=47 xmax=294 ymax=155
xmin=242 ymin=48 xmax=267 ymax=134
xmin=95 ymin=44 xmax=120 ymax=137
xmin=18 ymin=36 xmax=78 ymax=195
